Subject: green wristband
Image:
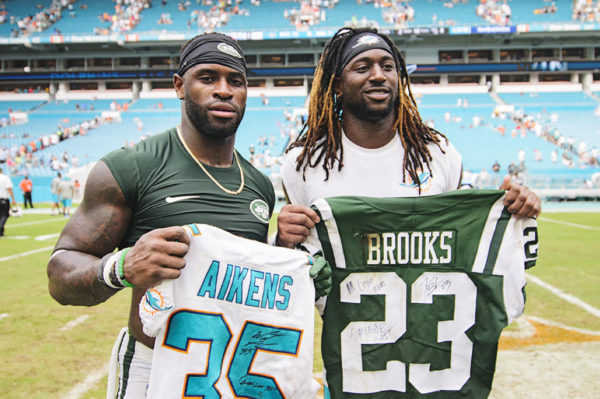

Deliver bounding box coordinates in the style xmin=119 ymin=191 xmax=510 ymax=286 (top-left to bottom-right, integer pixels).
xmin=117 ymin=247 xmax=134 ymax=288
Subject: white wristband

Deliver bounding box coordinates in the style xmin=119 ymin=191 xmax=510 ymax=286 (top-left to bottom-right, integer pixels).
xmin=268 ymin=233 xmax=278 ymax=246
xmin=102 ymin=253 xmax=122 ymax=289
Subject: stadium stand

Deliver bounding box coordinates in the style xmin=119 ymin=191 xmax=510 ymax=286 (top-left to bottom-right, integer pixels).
xmin=0 ymin=0 xmax=587 ymax=38
xmin=1 ymin=0 xmax=599 ymax=203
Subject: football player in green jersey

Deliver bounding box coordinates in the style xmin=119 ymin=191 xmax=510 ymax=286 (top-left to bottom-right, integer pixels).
xmin=46 ymin=33 xmax=330 ymax=398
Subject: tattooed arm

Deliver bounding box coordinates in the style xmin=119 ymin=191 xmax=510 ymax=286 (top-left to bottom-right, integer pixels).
xmin=47 ymin=161 xmax=190 ymax=306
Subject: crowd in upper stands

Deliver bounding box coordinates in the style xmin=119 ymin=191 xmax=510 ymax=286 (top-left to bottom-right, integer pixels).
xmin=247 ymin=96 xmax=306 ymax=176
xmin=7 ymin=0 xmax=75 ymax=37
xmin=475 ymin=0 xmax=512 ymax=26
xmin=380 ymin=0 xmax=415 ymax=28
xmin=0 ymin=0 xmax=595 ymax=38
xmin=283 ymin=0 xmax=336 ymax=28
xmin=572 ymin=0 xmax=600 ymax=22
xmin=185 ymin=0 xmax=249 ymax=31
xmin=96 ymin=0 xmax=150 ymax=35
xmin=1 ymin=1 xmax=600 ymax=187
xmin=0 ymin=98 xmax=138 ymax=177
xmin=0 ymin=113 xmax=112 ymax=176
xmin=490 ymin=100 xmax=599 ymax=170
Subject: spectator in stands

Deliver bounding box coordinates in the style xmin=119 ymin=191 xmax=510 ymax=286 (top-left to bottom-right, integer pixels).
xmin=475 ymin=168 xmax=491 ymax=188
xmin=492 ymin=160 xmax=501 ymax=173
xmin=591 ymin=146 xmax=599 ymax=166
xmin=19 ymin=175 xmax=34 ymax=209
xmin=260 ymin=92 xmax=269 ymax=106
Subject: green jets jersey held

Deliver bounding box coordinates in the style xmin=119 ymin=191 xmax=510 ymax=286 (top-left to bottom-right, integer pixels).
xmin=102 ymin=128 xmax=274 ymax=247
xmin=312 ymin=190 xmax=538 ymax=399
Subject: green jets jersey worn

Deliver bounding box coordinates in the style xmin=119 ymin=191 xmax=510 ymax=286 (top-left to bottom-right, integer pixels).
xmin=102 ymin=128 xmax=274 ymax=246
xmin=312 ymin=190 xmax=538 ymax=399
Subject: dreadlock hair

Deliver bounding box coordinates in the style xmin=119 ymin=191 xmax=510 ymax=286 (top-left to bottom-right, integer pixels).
xmin=288 ymin=26 xmax=448 ymax=192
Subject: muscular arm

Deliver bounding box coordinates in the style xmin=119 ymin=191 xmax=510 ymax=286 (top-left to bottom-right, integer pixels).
xmin=47 ymin=161 xmax=132 ymax=306
xmin=48 ymin=161 xmax=191 ymax=309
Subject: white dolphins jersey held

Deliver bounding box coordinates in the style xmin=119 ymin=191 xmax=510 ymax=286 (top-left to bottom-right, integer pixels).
xmin=139 ymin=223 xmax=320 ymax=399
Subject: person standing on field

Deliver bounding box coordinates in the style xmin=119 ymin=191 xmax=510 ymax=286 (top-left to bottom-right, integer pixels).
xmin=0 ymin=167 xmax=16 ymax=237
xmin=19 ymin=175 xmax=33 ymax=209
xmin=50 ymin=172 xmax=61 ymax=215
xmin=57 ymin=176 xmax=74 ymax=216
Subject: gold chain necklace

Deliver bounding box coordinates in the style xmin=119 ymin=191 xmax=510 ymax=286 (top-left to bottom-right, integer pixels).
xmin=176 ymin=126 xmax=245 ymax=195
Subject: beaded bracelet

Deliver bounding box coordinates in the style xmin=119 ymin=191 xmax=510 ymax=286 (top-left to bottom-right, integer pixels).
xmin=117 ymin=247 xmax=134 ymax=288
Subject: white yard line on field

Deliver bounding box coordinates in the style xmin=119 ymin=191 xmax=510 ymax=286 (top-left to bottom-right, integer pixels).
xmin=538 ymin=216 xmax=600 ymax=231
xmin=10 ymin=218 xmax=68 ymax=228
xmin=526 ymin=273 xmax=600 ymax=318
xmin=0 ymin=313 xmax=9 ymax=321
xmin=0 ymin=246 xmax=54 ymax=263
xmin=61 ymin=363 xmax=109 ymax=399
xmin=35 ymin=233 xmax=60 ymax=241
xmin=60 ymin=315 xmax=90 ymax=332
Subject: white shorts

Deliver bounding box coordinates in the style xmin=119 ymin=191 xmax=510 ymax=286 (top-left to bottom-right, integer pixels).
xmin=107 ymin=328 xmax=153 ymax=399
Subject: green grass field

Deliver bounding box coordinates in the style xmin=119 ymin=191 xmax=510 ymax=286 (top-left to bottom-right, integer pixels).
xmin=1 ymin=208 xmax=599 ymax=398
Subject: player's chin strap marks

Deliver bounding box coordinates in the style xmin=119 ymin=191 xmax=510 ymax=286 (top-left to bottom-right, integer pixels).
xmin=98 ymin=247 xmax=134 ymax=289
xmin=308 ymin=254 xmax=332 ymax=301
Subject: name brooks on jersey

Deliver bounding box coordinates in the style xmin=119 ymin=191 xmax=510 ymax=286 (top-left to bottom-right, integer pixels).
xmin=365 ymin=230 xmax=455 ymax=266
xmin=197 ymin=259 xmax=294 ymax=311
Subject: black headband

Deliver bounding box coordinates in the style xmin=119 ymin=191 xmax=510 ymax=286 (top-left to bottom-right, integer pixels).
xmin=178 ymin=34 xmax=247 ymax=77
xmin=337 ymin=32 xmax=395 ymax=75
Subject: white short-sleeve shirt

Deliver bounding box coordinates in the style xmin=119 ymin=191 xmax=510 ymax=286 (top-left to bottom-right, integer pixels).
xmin=282 ymin=132 xmax=463 ymax=207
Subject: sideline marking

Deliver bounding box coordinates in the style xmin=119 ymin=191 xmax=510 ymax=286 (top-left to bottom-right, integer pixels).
xmin=0 ymin=313 xmax=9 ymax=321
xmin=499 ymin=316 xmax=600 ymax=350
xmin=501 ymin=315 xmax=600 ymax=341
xmin=36 ymin=233 xmax=60 ymax=241
xmin=526 ymin=315 xmax=600 ymax=336
xmin=61 ymin=363 xmax=109 ymax=399
xmin=501 ymin=316 xmax=536 ymax=338
xmin=10 ymin=218 xmax=68 ymax=228
xmin=60 ymin=315 xmax=90 ymax=332
xmin=527 ymin=273 xmax=600 ymax=318
xmin=538 ymin=216 xmax=600 ymax=231
xmin=0 ymin=246 xmax=54 ymax=263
